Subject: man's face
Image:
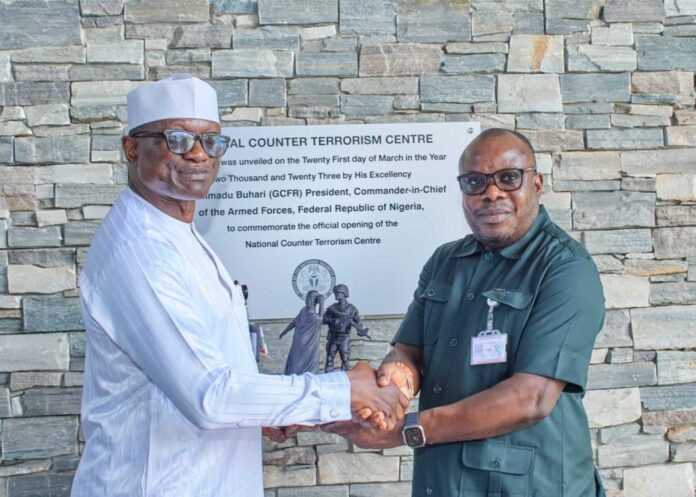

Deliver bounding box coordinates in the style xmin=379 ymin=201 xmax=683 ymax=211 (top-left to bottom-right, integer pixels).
xmin=459 ymin=133 xmax=542 ymax=250
xmin=123 ymin=118 xmax=222 ymax=205
xmin=334 ymin=290 xmax=347 ymax=302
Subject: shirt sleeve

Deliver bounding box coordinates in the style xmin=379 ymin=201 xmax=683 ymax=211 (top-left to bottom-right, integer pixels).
xmin=511 ymin=256 xmax=606 ymax=393
xmin=82 ymin=237 xmax=351 ymax=430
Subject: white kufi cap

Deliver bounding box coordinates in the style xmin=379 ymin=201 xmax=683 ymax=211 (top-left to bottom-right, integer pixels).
xmin=126 ymin=74 xmax=219 ymax=132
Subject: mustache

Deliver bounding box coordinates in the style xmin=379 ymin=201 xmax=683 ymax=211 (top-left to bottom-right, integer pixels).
xmin=475 ymin=205 xmax=513 ymax=216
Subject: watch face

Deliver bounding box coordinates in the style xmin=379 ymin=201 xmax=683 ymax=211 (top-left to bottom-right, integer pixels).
xmin=404 ymin=426 xmax=425 ymax=448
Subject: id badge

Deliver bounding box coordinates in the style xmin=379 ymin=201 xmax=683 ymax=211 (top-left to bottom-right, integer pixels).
xmin=471 ymin=297 xmax=508 ymax=366
xmin=471 ymin=331 xmax=508 ymax=365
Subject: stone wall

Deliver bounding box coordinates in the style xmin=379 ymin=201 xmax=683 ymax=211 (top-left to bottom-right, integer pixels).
xmin=1 ymin=0 xmax=696 ymax=496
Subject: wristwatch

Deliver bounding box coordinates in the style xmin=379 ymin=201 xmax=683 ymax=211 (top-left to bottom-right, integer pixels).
xmin=402 ymin=412 xmax=426 ymax=448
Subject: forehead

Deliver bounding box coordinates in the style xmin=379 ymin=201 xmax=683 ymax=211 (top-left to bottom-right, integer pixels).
xmin=460 ymin=134 xmax=531 ymax=173
xmin=139 ymin=118 xmax=221 ymax=133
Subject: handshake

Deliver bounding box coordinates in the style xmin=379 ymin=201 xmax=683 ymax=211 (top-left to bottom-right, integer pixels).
xmin=263 ymin=361 xmax=417 ymax=449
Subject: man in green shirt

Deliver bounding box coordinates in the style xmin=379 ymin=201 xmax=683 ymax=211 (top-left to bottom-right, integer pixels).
xmin=327 ymin=128 xmax=606 ymax=497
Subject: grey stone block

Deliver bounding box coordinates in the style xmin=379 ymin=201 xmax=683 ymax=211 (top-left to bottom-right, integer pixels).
xmin=55 ymin=184 xmax=123 ymax=209
xmin=258 ymin=0 xmax=337 ymax=24
xmin=3 ymin=249 xmax=72 ymax=269
xmin=650 ymin=282 xmax=696 ymax=305
xmin=64 ymin=221 xmax=101 ymax=246
xmin=0 ymin=83 xmax=70 ymax=106
xmin=597 ymin=435 xmax=669 ymax=468
xmin=604 ymin=0 xmax=665 ymax=22
xmin=350 ymin=482 xmax=413 ymax=497
xmin=622 ymin=177 xmax=656 ymax=192
xmin=420 ymin=75 xmax=495 ymax=103
xmin=641 ymin=384 xmax=696 ymax=411
xmin=471 ymin=0 xmax=543 ymax=12
xmin=421 ymin=103 xmax=473 ymax=113
xmin=567 ymin=45 xmax=637 ymax=72
xmin=20 ymin=387 xmax=82 ymax=416
xmin=583 ymin=229 xmax=652 ymax=254
xmin=13 ymin=65 xmax=70 ymax=82
xmin=654 ymin=228 xmax=696 ymax=259
xmin=289 ymin=77 xmax=338 ymax=95
xmin=611 ymin=114 xmax=670 ymax=127
xmin=296 ymin=52 xmax=358 ymax=77
xmin=360 ymin=44 xmax=442 ymax=76
xmin=516 ymin=113 xmax=564 ymax=129
xmin=440 ymin=54 xmax=506 ymax=73
xmin=23 ymin=296 xmax=83 ymax=332
xmin=11 ymin=46 xmax=85 ymax=64
xmin=70 ymin=332 xmax=87 ymax=359
xmin=288 ymin=94 xmax=339 ymax=106
xmin=0 ymin=0 xmax=81 ymax=49
xmin=657 ymin=351 xmax=696 ymax=385
xmin=544 ymin=0 xmax=600 ymax=34
xmin=636 ymin=35 xmax=696 ymax=70
xmin=1 ymin=416 xmax=77 ymax=459
xmin=249 ymin=79 xmax=286 ymax=107
xmin=70 ymin=64 xmax=145 ymax=81
xmin=554 ymin=180 xmax=620 ymax=191
xmin=6 ymin=474 xmax=73 ymax=497
xmin=8 ymin=228 xmax=62 ymax=249
xmin=165 ymin=49 xmax=212 ymax=64
xmin=277 ymin=485 xmax=348 ymax=497
xmin=81 ymin=0 xmax=125 ymax=15
xmin=0 ymin=137 xmax=13 ymax=163
xmin=341 ymin=77 xmax=417 ymax=95
xmin=0 ymin=385 xmax=9 ymax=417
xmin=586 ymin=128 xmax=664 ymax=150
xmin=573 ymin=192 xmax=655 ymax=230
xmin=209 ymin=79 xmax=248 ymax=107
xmin=211 ymin=0 xmax=256 ymax=13
xmin=171 ymin=24 xmax=234 ymax=48
xmin=472 ymin=10 xmax=513 ymax=40
xmin=524 ymin=130 xmax=584 ymax=152
xmin=213 ymin=49 xmax=294 ymax=77
xmin=657 ymin=205 xmax=696 ymax=226
xmin=560 ymin=73 xmax=631 ymax=103
xmin=14 ymin=136 xmax=90 ymax=165
xmin=587 ymin=362 xmax=657 ymax=390
xmin=599 ymin=423 xmax=641 ymax=444
xmin=397 ymin=0 xmax=471 ymax=42
xmin=340 ymin=0 xmax=395 ymax=36
xmin=124 ymin=0 xmax=209 ymax=23
xmin=233 ymin=27 xmax=300 ymax=50
xmin=623 ymin=148 xmax=696 ymax=176
xmin=632 ymin=305 xmax=696 ymax=349
xmin=318 ymin=452 xmax=400 ymax=484
xmin=513 ymin=12 xmax=544 ymax=33
xmin=595 ymin=309 xmax=632 ymax=348
xmin=340 ymin=96 xmax=393 ymax=116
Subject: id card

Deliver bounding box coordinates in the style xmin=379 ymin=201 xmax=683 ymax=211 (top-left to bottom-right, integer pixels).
xmin=471 ymin=330 xmax=508 ymax=365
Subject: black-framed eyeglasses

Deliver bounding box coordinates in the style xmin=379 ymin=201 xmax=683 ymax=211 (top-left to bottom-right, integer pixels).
xmin=457 ymin=168 xmax=537 ymax=196
xmin=130 ymin=129 xmax=231 ymax=158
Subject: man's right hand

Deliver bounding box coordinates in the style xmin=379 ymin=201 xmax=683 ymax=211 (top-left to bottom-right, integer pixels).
xmin=347 ymin=361 xmax=409 ymax=431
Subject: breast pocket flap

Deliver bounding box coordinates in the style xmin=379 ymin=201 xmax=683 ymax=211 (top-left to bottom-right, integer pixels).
xmin=462 ymin=440 xmax=534 ymax=475
xmin=482 ymin=289 xmax=533 ymax=310
xmin=420 ymin=281 xmax=451 ymax=303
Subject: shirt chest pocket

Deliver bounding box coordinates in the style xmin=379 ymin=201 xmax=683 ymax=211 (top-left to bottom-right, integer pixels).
xmin=421 ymin=281 xmax=451 ymax=345
xmin=481 ymin=289 xmax=533 ymax=349
xmin=460 ymin=441 xmax=535 ymax=497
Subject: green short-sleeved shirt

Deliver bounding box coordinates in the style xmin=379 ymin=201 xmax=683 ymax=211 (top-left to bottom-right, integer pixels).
xmin=394 ymin=205 xmax=606 ymax=497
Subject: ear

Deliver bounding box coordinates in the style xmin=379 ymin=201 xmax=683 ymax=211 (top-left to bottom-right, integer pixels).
xmin=122 ymin=135 xmax=139 ymax=166
xmin=533 ymin=172 xmax=543 ymax=195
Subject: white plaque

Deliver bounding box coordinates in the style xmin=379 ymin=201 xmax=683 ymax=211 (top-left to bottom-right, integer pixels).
xmin=195 ymin=122 xmax=479 ymax=320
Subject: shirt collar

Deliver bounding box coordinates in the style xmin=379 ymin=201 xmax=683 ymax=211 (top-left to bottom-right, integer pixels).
xmin=453 ymin=204 xmax=551 ymax=260
xmin=124 ymin=187 xmax=194 ymax=232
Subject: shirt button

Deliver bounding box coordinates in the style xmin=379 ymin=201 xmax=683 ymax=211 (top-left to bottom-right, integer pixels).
xmin=427 ymin=289 xmax=435 ymax=297
xmin=426 ymin=487 xmax=433 ymax=495
xmin=484 ymin=252 xmax=493 ymax=260
xmin=492 ymin=457 xmax=502 ymax=469
xmin=330 ymin=409 xmax=339 ymax=418
xmin=449 ymin=338 xmax=458 ymax=347
xmin=433 ymin=385 xmax=442 ymax=394
xmin=466 ymin=293 xmax=474 ymax=301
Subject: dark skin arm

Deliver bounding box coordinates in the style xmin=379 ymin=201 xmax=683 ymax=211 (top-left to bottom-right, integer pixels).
xmin=329 ymin=343 xmax=565 ymax=448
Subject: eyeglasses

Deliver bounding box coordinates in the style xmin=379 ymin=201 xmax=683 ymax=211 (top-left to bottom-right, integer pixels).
xmin=130 ymin=129 xmax=231 ymax=158
xmin=457 ymin=168 xmax=537 ymax=196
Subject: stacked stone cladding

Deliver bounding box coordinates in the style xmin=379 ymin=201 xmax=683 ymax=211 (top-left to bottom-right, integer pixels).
xmin=1 ymin=0 xmax=696 ymax=495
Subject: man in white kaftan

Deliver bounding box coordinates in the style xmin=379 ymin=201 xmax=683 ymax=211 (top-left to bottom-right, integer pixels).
xmin=71 ymin=75 xmax=407 ymax=497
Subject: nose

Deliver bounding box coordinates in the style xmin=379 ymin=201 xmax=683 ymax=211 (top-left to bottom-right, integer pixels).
xmin=480 ymin=177 xmax=508 ymax=201
xmin=183 ymin=137 xmax=209 ymax=162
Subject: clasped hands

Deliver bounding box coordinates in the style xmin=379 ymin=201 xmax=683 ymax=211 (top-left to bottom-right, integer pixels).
xmin=263 ymin=361 xmax=415 ymax=449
